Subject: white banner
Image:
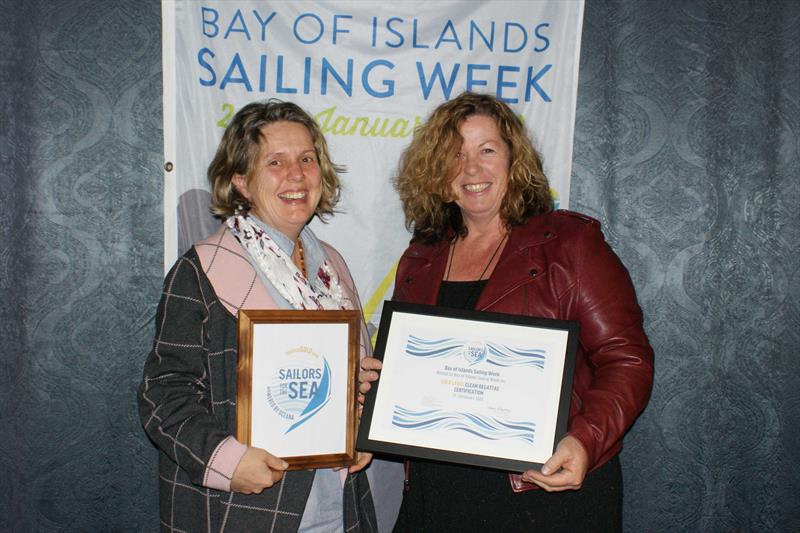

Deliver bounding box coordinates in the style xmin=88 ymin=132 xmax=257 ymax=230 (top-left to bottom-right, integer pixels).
xmin=163 ymin=0 xmax=584 ymax=336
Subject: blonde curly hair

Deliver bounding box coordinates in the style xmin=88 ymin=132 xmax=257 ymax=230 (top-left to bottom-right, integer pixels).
xmin=394 ymin=92 xmax=552 ymax=243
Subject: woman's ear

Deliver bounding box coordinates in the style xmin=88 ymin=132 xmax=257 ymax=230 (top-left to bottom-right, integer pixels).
xmin=231 ymin=174 xmax=249 ymax=199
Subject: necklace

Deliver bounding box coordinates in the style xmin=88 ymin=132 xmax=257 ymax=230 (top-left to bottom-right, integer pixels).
xmin=295 ymin=237 xmax=307 ymax=277
xmin=445 ymin=231 xmax=509 ymax=282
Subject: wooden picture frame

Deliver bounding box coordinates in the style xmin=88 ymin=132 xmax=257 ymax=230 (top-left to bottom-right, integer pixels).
xmin=237 ymin=309 xmax=361 ymax=470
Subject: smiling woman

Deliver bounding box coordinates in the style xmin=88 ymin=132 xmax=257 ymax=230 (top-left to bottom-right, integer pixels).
xmin=360 ymin=92 xmax=654 ymax=532
xmin=231 ymin=121 xmax=323 ymax=240
xmin=138 ymin=100 xmax=402 ymax=532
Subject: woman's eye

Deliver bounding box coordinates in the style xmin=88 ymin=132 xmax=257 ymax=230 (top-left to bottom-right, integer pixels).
xmin=268 ymin=160 xmax=280 ymax=166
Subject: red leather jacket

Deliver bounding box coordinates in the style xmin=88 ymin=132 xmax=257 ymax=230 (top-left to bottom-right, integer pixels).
xmin=392 ymin=210 xmax=654 ymax=491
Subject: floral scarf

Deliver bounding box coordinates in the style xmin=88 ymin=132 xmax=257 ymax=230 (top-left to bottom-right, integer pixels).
xmin=226 ymin=214 xmax=344 ymax=310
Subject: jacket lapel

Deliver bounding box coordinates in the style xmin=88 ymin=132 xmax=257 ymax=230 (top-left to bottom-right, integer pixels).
xmin=476 ymin=218 xmax=554 ymax=311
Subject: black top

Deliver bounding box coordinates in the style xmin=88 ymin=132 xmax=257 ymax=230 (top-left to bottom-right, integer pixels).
xmin=436 ymin=279 xmax=489 ymax=309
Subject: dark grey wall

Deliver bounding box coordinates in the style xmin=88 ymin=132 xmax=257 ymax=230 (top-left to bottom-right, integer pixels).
xmin=1 ymin=1 xmax=798 ymax=531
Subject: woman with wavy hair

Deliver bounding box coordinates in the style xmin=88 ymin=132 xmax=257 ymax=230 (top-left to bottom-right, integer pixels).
xmin=361 ymin=92 xmax=654 ymax=532
xmin=139 ymin=100 xmax=402 ymax=532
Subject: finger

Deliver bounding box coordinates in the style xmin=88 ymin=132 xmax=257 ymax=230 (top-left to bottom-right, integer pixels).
xmin=358 ymin=369 xmax=380 ymax=384
xmin=264 ymin=454 xmax=289 ymax=471
xmin=349 ymin=452 xmax=373 ymax=473
xmin=360 ymin=357 xmax=382 ymax=371
xmin=270 ymin=469 xmax=285 ymax=485
xmin=358 ymin=381 xmax=373 ymax=395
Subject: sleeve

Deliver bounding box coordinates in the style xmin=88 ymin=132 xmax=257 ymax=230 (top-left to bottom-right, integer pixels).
xmin=565 ymin=222 xmax=655 ymax=466
xmin=137 ymin=255 xmax=246 ymax=490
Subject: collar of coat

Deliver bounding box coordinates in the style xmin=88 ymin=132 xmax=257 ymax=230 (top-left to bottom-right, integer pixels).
xmin=395 ymin=210 xmax=599 ymax=310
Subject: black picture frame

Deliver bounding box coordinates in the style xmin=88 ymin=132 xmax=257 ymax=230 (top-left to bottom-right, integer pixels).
xmin=357 ymin=301 xmax=578 ymax=473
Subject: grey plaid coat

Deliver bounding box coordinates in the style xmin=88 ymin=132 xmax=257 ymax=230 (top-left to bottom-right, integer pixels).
xmin=139 ymin=236 xmax=381 ymax=532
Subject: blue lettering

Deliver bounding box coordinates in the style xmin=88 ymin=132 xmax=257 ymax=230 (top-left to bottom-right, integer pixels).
xmin=321 ymin=58 xmax=353 ymax=96
xmin=332 ymin=14 xmax=352 ymax=44
xmin=504 ymin=22 xmax=527 ymax=53
xmin=252 ymin=10 xmax=277 ymax=41
xmin=220 ymin=53 xmax=252 ymax=91
xmin=288 ymin=380 xmax=319 ymax=399
xmin=294 ymin=13 xmax=324 ymax=44
xmin=534 ymin=23 xmax=550 ymax=52
xmin=385 ymin=17 xmax=404 ymax=48
xmin=303 ymin=57 xmax=312 ymax=94
xmin=435 ymin=20 xmax=462 ymax=50
xmin=469 ymin=20 xmax=495 ymax=51
xmin=224 ymin=9 xmax=252 ymax=40
xmin=466 ymin=64 xmax=490 ymax=92
xmin=197 ymin=48 xmax=216 ymax=86
xmin=412 ymin=19 xmax=430 ymax=49
xmin=276 ymin=55 xmax=297 ymax=94
xmin=362 ymin=59 xmax=395 ymax=98
xmin=496 ymin=65 xmax=520 ymax=103
xmin=417 ymin=62 xmax=459 ymax=100
xmin=525 ymin=64 xmax=552 ymax=102
xmin=259 ymin=54 xmax=267 ymax=92
xmin=201 ymin=7 xmax=219 ymax=38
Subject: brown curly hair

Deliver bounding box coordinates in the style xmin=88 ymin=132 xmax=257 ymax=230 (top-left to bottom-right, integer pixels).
xmin=394 ymin=92 xmax=553 ymax=243
xmin=208 ymin=99 xmax=342 ymax=219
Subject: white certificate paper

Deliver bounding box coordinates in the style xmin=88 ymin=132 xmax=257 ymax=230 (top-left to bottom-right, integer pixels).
xmin=359 ymin=302 xmax=577 ymax=470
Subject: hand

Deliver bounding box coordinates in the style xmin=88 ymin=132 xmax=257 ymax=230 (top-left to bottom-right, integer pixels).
xmin=358 ymin=357 xmax=382 ymax=404
xmin=348 ymin=451 xmax=373 ymax=473
xmin=520 ymin=435 xmax=589 ymax=492
xmin=230 ymin=447 xmax=289 ymax=494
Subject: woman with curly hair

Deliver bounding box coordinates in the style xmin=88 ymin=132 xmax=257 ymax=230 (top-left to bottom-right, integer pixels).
xmin=361 ymin=92 xmax=654 ymax=532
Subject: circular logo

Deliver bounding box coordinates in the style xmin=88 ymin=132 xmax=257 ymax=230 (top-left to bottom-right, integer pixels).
xmin=266 ymin=348 xmax=331 ymax=433
xmin=463 ymin=341 xmax=487 ymax=365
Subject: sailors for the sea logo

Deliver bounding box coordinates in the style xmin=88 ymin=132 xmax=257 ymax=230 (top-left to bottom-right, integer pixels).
xmin=266 ymin=346 xmax=331 ymax=434
xmin=463 ymin=341 xmax=487 ymax=365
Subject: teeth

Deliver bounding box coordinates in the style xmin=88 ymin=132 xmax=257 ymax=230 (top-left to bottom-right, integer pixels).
xmin=279 ymin=191 xmax=307 ymax=200
xmin=464 ymin=183 xmax=490 ymax=193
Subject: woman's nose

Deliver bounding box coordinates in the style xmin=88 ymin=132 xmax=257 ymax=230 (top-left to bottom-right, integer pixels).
xmin=287 ymin=159 xmax=304 ymax=181
xmin=462 ymin=153 xmax=479 ymax=175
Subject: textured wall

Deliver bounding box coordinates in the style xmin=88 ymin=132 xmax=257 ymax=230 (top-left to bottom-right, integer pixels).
xmin=573 ymin=1 xmax=800 ymax=531
xmin=1 ymin=0 xmax=798 ymax=531
xmin=0 ymin=0 xmax=163 ymax=530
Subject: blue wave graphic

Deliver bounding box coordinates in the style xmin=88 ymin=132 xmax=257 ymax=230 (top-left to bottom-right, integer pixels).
xmin=285 ymin=358 xmax=331 ymax=434
xmin=391 ymin=405 xmax=535 ymax=444
xmin=405 ymin=335 xmax=545 ymax=368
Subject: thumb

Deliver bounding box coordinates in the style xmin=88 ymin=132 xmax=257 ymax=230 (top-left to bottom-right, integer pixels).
xmin=264 ymin=453 xmax=289 ymax=471
xmin=540 ymin=450 xmax=565 ymax=476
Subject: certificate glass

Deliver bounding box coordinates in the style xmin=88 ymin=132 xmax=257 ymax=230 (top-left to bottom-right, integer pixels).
xmin=237 ymin=309 xmax=360 ymax=470
xmin=357 ymin=301 xmax=578 ymax=472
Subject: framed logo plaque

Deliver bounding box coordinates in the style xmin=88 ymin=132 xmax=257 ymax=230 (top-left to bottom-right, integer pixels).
xmin=236 ymin=309 xmax=361 ymax=470
xmin=357 ymin=301 xmax=578 ymax=472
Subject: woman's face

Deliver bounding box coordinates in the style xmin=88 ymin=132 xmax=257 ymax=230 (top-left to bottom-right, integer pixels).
xmin=449 ymin=114 xmax=511 ymax=228
xmin=233 ymin=121 xmax=322 ymax=239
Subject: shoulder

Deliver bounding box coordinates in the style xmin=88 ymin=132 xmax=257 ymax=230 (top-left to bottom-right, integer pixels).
xmin=399 ymin=237 xmax=448 ymax=262
xmin=513 ymin=210 xmax=602 ymax=242
xmin=320 ymin=239 xmax=346 ymax=267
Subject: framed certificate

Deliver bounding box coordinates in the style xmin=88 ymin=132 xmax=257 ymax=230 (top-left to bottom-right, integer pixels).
xmin=357 ymin=301 xmax=578 ymax=472
xmin=237 ymin=309 xmax=361 ymax=470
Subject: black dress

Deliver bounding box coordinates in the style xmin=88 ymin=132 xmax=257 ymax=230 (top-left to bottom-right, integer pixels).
xmin=393 ymin=281 xmax=623 ymax=533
